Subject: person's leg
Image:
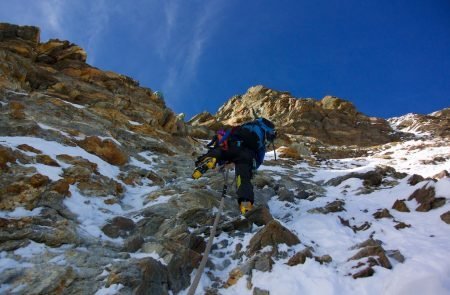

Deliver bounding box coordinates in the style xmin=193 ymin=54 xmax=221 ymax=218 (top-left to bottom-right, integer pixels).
xmin=232 ymin=148 xmax=255 ymax=204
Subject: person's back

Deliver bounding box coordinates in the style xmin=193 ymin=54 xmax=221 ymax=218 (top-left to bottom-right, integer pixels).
xmin=192 ymin=117 xmax=276 ymax=214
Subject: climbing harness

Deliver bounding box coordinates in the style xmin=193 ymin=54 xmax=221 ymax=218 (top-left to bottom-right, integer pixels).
xmin=187 ymin=168 xmax=229 ymax=295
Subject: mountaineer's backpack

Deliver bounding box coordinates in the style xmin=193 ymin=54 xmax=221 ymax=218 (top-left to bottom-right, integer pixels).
xmin=232 ymin=117 xmax=276 ymax=168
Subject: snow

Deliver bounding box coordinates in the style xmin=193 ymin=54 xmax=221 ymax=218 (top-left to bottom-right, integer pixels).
xmin=181 ymin=136 xmax=450 ymax=295
xmin=0 ymin=136 xmax=120 ymax=179
xmin=14 ymin=241 xmax=47 ymax=259
xmin=95 ymin=284 xmax=124 ymax=295
xmin=37 ymin=122 xmax=72 ymax=138
xmin=1 ymin=125 xmax=450 ymax=295
xmin=61 ymin=100 xmax=85 ymax=109
xmin=98 ymin=136 xmax=122 ymax=146
xmin=63 ymin=186 xmax=125 ymax=242
xmin=129 ymin=251 xmax=167 ymax=265
xmin=0 ymin=252 xmax=33 ymax=274
xmin=128 ymin=120 xmax=142 ymax=126
xmin=0 ymin=207 xmax=42 ymax=218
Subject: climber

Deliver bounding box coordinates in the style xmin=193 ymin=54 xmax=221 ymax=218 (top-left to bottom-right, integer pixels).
xmin=192 ymin=118 xmax=277 ymax=214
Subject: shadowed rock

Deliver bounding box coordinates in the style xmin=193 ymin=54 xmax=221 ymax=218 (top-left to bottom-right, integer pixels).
xmin=440 ymin=211 xmax=450 ymax=224
xmin=407 ymin=174 xmax=424 ymax=185
xmin=392 ymin=199 xmax=410 ymax=212
xmin=408 ymin=185 xmax=445 ymax=212
xmin=287 ymin=248 xmax=313 ymax=266
xmin=248 ymin=220 xmax=300 ymax=256
xmin=373 ymin=208 xmax=393 ymax=219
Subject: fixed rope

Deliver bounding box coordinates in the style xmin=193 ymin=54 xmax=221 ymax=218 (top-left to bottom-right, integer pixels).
xmin=187 ymin=168 xmax=229 ymax=295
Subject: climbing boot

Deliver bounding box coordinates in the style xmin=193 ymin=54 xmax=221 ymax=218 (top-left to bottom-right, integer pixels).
xmin=239 ymin=201 xmax=253 ymax=215
xmin=192 ymin=157 xmax=217 ymax=179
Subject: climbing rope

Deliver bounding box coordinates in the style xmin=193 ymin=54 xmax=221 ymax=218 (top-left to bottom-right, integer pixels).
xmin=187 ymin=168 xmax=229 ymax=295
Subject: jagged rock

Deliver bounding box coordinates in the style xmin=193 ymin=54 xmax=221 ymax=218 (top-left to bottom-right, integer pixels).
xmin=106 ymin=258 xmax=170 ymax=295
xmin=392 ymin=199 xmax=410 ymax=212
xmin=408 ymin=174 xmax=425 ymax=185
xmin=389 ymin=109 xmax=450 ymax=137
xmin=326 ymin=165 xmax=405 ymax=187
xmin=17 ymin=144 xmax=42 ymax=154
xmin=77 ymin=136 xmax=128 ymax=166
xmin=0 ymin=239 xmax=30 ymax=251
xmin=394 ymin=222 xmax=411 ymax=230
xmin=277 ymin=187 xmax=295 ymax=202
xmin=386 ymin=250 xmax=405 ymax=263
xmin=373 ymin=208 xmax=393 ymax=219
xmin=308 ymin=200 xmax=346 ymax=214
xmin=200 ymin=85 xmax=397 ymax=147
xmin=9 ymin=100 xmax=25 ymax=119
xmin=221 ymin=217 xmax=253 ymax=233
xmin=287 ymin=248 xmax=313 ymax=266
xmin=338 ymin=216 xmax=371 ymax=233
xmin=225 ymin=253 xmax=274 ymax=288
xmin=173 ymin=232 xmax=206 ymax=254
xmin=0 ymin=23 xmax=40 ymax=44
xmin=348 ymin=239 xmax=392 ymax=270
xmin=432 ymin=170 xmax=449 ymax=180
xmin=352 ymin=267 xmax=375 ymax=279
xmin=3 ymin=265 xmax=76 ymax=294
xmin=253 ymin=287 xmax=270 ymax=295
xmin=0 ymin=146 xmax=17 ymax=169
xmin=77 ymin=176 xmax=124 ymax=197
xmin=123 ymin=235 xmax=145 ymax=252
xmin=35 ymin=154 xmax=59 ymax=167
xmin=440 ymin=211 xmax=450 ymax=224
xmin=101 ymin=216 xmax=136 ymax=239
xmin=37 ymin=39 xmax=87 ymax=63
xmin=162 ymin=240 xmax=202 ymax=293
xmin=315 ymin=255 xmax=333 ymax=264
xmin=408 ymin=185 xmax=445 ymax=212
xmin=277 ymin=146 xmax=302 ymax=160
xmin=245 ymin=206 xmax=274 ymax=226
xmin=0 ymin=209 xmax=79 ymax=246
xmin=248 ymin=220 xmax=300 ymax=256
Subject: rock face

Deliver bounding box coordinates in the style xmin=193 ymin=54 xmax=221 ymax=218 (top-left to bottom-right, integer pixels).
xmin=0 ymin=23 xmax=186 ymax=136
xmin=389 ymin=109 xmax=450 ymax=138
xmin=189 ymin=85 xmax=398 ymax=147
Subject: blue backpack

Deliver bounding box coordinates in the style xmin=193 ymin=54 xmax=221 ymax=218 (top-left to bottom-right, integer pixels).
xmin=236 ymin=118 xmax=276 ymax=168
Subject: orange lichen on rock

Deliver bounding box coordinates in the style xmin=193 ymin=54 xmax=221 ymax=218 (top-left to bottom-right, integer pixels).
xmin=77 ymin=136 xmax=128 ymax=166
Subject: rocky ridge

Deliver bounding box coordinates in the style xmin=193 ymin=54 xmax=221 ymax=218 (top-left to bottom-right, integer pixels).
xmin=0 ymin=23 xmax=450 ymax=295
xmin=189 ymin=85 xmax=399 ymax=155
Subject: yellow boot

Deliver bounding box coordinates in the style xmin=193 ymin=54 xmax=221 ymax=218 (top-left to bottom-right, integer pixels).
xmin=192 ymin=157 xmax=217 ymax=179
xmin=239 ymin=201 xmax=253 ymax=215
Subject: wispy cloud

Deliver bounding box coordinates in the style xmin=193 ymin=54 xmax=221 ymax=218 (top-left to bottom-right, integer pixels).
xmin=0 ymin=0 xmax=112 ymax=63
xmin=161 ymin=0 xmax=227 ymax=102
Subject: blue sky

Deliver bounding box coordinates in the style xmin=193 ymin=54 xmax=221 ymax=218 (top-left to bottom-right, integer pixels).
xmin=1 ymin=0 xmax=449 ymax=119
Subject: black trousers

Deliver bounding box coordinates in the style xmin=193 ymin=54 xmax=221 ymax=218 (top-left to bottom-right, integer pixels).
xmin=205 ymin=145 xmax=255 ymax=204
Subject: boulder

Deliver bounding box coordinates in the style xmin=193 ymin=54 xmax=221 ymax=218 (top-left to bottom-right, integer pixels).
xmin=408 ymin=185 xmax=445 ymax=212
xmin=77 ymin=136 xmax=128 ymax=166
xmin=106 ymin=258 xmax=170 ymax=295
xmin=101 ymin=216 xmax=136 ymax=239
xmin=407 ymin=174 xmax=424 ymax=185
xmin=440 ymin=211 xmax=450 ymax=224
xmin=248 ymin=220 xmax=300 ymax=256
xmin=373 ymin=208 xmax=393 ymax=219
xmin=432 ymin=170 xmax=449 ymax=180
xmin=392 ymin=199 xmax=410 ymax=212
xmin=245 ymin=206 xmax=274 ymax=226
xmin=348 ymin=239 xmax=392 ymax=270
xmin=287 ymin=248 xmax=313 ymax=266
xmin=308 ymin=200 xmax=346 ymax=214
